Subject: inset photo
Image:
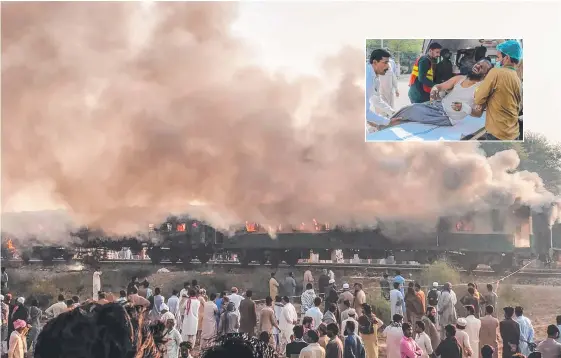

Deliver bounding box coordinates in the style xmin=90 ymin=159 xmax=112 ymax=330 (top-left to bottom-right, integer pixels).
xmin=365 ymin=39 xmax=523 ymax=142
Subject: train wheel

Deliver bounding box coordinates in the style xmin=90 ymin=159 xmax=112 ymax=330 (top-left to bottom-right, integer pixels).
xmin=259 ymin=255 xmax=268 ymax=266
xmin=169 ymin=256 xmax=179 ymax=264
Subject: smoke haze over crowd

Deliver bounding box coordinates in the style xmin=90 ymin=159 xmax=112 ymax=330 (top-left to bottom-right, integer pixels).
xmin=1 ymin=2 xmax=558 ymax=239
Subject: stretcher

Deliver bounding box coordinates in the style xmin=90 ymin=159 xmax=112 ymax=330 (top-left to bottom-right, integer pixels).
xmin=365 ymin=113 xmax=486 ymax=141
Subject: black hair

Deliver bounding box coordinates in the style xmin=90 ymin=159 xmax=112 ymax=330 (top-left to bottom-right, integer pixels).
xmin=34 ymin=303 xmax=160 ymax=358
xmin=393 ymin=314 xmax=403 ymax=323
xmin=292 ymin=325 xmax=304 ymax=339
xmin=275 ymin=296 xmax=282 ymax=303
xmin=329 ymin=303 xmax=337 ymax=312
xmin=210 ymin=292 xmax=217 ymax=301
xmin=416 ymin=320 xmax=425 ymax=331
xmin=65 ymin=299 xmax=74 ymax=307
xmin=98 ymin=292 xmax=106 ymax=299
xmin=402 ymin=322 xmax=411 ymax=333
xmin=184 ymin=282 xmax=190 ymax=287
xmin=191 ymin=280 xmax=198 ymax=287
xmin=414 ymin=283 xmax=421 ymax=289
xmin=500 ymin=51 xmax=520 ymax=64
xmin=189 ymin=289 xmax=197 ymax=297
xmin=154 ymin=287 xmax=161 ymax=295
xmin=504 ymin=306 xmax=515 ymax=318
xmin=514 ymin=306 xmax=523 ymax=316
xmin=313 ymin=297 xmax=322 ymax=306
xmin=200 ymin=333 xmax=277 ymax=358
xmin=326 ymin=323 xmax=339 ymax=335
xmin=345 ymin=320 xmax=356 ymax=333
xmin=306 ymin=283 xmax=313 ymax=290
xmin=282 ymin=296 xmax=290 ymax=303
xmin=172 ymin=289 xmax=179 ymax=296
xmin=468 ymin=287 xmax=475 ymax=295
xmin=246 ymin=290 xmax=253 ymax=298
xmin=528 ymin=353 xmax=542 ymax=358
xmin=265 ymin=296 xmax=273 ymax=305
xmin=429 ymin=42 xmax=442 ymax=50
xmin=302 ymin=316 xmax=313 ymax=326
xmin=393 ymin=282 xmax=400 ymax=289
xmin=258 ymin=331 xmax=271 ymax=344
xmin=369 ymin=49 xmax=391 ymax=64
xmin=486 ymin=305 xmax=494 ymax=315
xmin=547 ymin=324 xmax=560 ymax=337
xmin=486 ymin=284 xmax=493 ymax=291
xmin=318 ymin=324 xmax=328 ymax=335
xmin=58 ymin=294 xmax=65 ymax=302
xmin=72 ymin=296 xmax=80 ymax=303
xmin=31 ymin=298 xmax=39 ymax=307
xmin=556 ymin=315 xmax=561 ymax=325
xmin=441 ymin=49 xmax=451 ymax=56
xmin=363 ymin=303 xmax=372 ymax=316
xmin=445 ymin=324 xmax=456 ymax=336
xmin=307 ymin=330 xmax=319 ymax=343
xmin=119 ymin=290 xmax=127 ymax=297
xmin=465 ymin=305 xmax=475 ymax=315
xmin=475 ymin=46 xmax=487 ymax=61
xmin=481 ymin=344 xmax=495 ymax=358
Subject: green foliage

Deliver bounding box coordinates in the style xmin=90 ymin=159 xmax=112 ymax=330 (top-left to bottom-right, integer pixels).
xmin=479 ymin=131 xmax=561 ymax=195
xmin=366 ymin=39 xmax=423 ymax=63
xmin=366 ymin=293 xmax=392 ymax=325
xmin=419 ymin=261 xmax=461 ymax=287
xmin=497 ymin=284 xmax=528 ymax=310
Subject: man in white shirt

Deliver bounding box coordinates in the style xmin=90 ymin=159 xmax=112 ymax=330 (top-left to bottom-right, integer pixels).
xmin=167 ymin=290 xmax=180 ymax=316
xmin=414 ymin=320 xmax=434 ymax=358
xmin=45 ymin=294 xmax=68 ymax=318
xmin=227 ymin=287 xmax=243 ymax=312
xmin=279 ymin=296 xmax=298 ymax=355
xmin=465 ymin=305 xmax=482 ymax=358
xmin=304 ymin=297 xmax=324 ymax=330
xmin=390 ymin=282 xmax=404 ymax=318
xmin=341 ymin=309 xmax=359 ymax=336
xmin=366 ymin=49 xmax=400 ymax=131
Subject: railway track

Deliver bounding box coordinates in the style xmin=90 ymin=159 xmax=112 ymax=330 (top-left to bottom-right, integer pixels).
xmin=4 ymin=258 xmax=561 ymax=277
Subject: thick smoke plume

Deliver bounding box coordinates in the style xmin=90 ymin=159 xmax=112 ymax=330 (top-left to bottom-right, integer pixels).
xmin=1 ymin=2 xmax=558 ymax=240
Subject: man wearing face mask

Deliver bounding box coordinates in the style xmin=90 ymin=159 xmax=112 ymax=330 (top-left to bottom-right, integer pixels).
xmin=408 ymin=42 xmax=442 ymax=103
xmin=474 ymin=40 xmax=523 ymax=140
xmin=434 ymin=49 xmax=454 ymax=84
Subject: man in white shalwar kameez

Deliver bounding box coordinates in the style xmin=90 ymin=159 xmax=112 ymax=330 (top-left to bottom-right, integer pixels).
xmin=383 ymin=314 xmax=404 ymax=358
xmin=390 ymin=282 xmax=404 ymax=318
xmin=92 ymin=269 xmax=102 ymax=301
xmin=200 ymin=293 xmax=218 ymax=350
xmin=163 ymin=317 xmax=182 ymax=358
xmin=181 ymin=291 xmax=200 ymax=345
xmin=278 ymin=296 xmax=298 ymax=355
xmin=465 ymin=305 xmax=482 ymax=358
xmin=515 ymin=306 xmax=535 ymax=356
xmin=438 ymin=282 xmax=457 ymax=333
xmin=455 ymin=318 xmax=473 ymax=358
xmin=378 ymin=58 xmax=400 ymax=111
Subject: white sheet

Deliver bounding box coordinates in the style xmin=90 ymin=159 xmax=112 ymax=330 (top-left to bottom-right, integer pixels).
xmin=365 ymin=113 xmax=486 ymax=141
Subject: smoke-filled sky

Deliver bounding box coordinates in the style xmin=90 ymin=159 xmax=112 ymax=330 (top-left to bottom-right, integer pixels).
xmin=1 ymin=1 xmax=560 ymax=237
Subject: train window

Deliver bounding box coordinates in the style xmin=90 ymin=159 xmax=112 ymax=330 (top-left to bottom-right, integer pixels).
xmin=177 ymin=223 xmax=186 ymax=232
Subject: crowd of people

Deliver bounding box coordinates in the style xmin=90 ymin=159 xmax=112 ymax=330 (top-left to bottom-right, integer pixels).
xmin=366 ymin=40 xmax=523 ymax=141
xmin=1 ymin=267 xmax=561 ymax=358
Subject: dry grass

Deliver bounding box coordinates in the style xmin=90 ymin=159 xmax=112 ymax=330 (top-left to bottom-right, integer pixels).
xmin=418 ymin=261 xmax=461 ymax=287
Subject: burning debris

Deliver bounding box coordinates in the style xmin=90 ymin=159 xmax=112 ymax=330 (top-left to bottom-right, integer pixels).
xmin=1 ymin=2 xmax=559 ymax=242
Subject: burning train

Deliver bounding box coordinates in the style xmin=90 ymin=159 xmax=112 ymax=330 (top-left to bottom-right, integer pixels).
xmin=1 ymin=203 xmax=559 ymax=273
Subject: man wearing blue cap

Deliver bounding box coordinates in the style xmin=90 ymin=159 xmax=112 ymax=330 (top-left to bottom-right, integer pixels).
xmin=474 ymin=40 xmax=523 ymax=140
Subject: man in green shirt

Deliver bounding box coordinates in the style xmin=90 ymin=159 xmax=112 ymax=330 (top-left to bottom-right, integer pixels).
xmin=408 ymin=42 xmax=441 ymax=103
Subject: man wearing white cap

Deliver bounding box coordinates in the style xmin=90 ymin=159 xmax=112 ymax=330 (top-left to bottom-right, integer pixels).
xmin=160 ymin=303 xmax=175 ymax=323
xmin=338 ymin=283 xmax=354 ymax=321
xmin=341 ymin=308 xmax=359 ymax=336
xmin=455 ymin=318 xmax=473 ymax=358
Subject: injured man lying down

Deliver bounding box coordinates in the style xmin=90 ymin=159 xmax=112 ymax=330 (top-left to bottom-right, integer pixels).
xmin=391 ymin=59 xmax=493 ymax=127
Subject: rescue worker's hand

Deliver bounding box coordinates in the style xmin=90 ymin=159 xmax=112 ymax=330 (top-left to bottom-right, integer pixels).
xmin=389 ymin=117 xmax=402 ymax=126
xmin=451 ymin=102 xmax=462 ymax=111
xmin=430 ymin=87 xmax=440 ymax=101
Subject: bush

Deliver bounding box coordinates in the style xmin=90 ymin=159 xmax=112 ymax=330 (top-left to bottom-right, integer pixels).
xmin=366 ymin=292 xmax=391 ymax=325
xmin=497 ymin=283 xmax=528 ymax=310
xmin=419 ymin=261 xmax=461 ymax=287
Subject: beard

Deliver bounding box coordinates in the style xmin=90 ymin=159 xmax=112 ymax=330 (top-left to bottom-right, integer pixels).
xmin=467 ymin=68 xmax=485 ymax=81
xmin=426 ymin=315 xmax=436 ymax=324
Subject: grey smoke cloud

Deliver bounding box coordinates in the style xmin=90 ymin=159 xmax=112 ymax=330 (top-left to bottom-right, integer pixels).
xmin=1 ymin=2 xmax=558 ymax=240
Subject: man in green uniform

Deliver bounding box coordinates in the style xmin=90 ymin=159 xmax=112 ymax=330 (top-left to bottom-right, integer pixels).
xmin=408 ymin=42 xmax=442 ymax=103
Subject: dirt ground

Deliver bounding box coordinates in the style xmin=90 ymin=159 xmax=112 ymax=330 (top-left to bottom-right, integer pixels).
xmin=6 ymin=265 xmax=561 ymax=357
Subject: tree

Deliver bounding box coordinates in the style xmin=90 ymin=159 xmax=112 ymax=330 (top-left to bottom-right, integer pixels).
xmin=365 ymin=39 xmax=423 ymax=63
xmin=480 ymin=132 xmax=561 ymax=195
